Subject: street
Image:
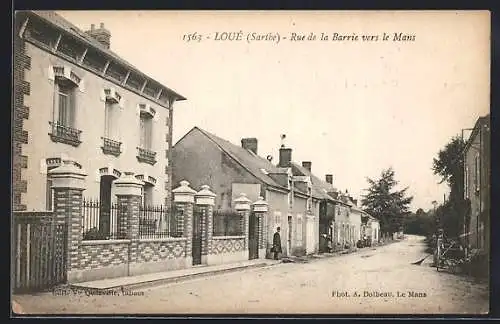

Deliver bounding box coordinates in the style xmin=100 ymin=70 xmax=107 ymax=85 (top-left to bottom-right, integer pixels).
xmin=13 ymin=235 xmax=489 ymax=315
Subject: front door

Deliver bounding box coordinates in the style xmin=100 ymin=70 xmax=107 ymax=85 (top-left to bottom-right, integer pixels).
xmin=192 ymin=206 xmax=202 ymax=265
xmin=248 ymin=212 xmax=259 ymax=260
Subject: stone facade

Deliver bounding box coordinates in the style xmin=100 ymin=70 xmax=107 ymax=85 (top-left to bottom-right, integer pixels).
xmin=13 ymin=11 xmax=186 ymax=211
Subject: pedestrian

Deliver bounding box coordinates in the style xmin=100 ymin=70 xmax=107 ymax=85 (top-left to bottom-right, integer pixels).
xmin=272 ymin=227 xmax=282 ymax=260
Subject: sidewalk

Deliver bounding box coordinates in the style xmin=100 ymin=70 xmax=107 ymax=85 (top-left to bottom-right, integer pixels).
xmin=69 ymin=259 xmax=279 ymax=291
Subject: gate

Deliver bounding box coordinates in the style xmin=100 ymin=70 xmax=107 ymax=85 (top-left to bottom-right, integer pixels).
xmin=248 ymin=212 xmax=259 ymax=260
xmin=13 ymin=212 xmax=67 ymax=293
xmin=192 ymin=206 xmax=203 ymax=265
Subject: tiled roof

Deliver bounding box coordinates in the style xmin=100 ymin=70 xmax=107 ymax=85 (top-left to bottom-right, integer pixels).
xmin=290 ymin=162 xmax=341 ymax=201
xmin=193 ymin=127 xmax=288 ymax=191
xmin=29 ymin=10 xmax=186 ymax=101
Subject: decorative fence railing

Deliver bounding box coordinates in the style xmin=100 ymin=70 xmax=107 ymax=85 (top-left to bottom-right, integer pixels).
xmin=82 ymin=198 xmax=123 ymax=240
xmin=139 ymin=204 xmax=182 ymax=238
xmin=213 ymin=209 xmax=244 ymax=236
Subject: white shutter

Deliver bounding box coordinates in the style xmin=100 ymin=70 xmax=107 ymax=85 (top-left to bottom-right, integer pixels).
xmin=48 ymin=65 xmax=55 ymax=82
xmin=95 ymin=169 xmax=101 ymax=182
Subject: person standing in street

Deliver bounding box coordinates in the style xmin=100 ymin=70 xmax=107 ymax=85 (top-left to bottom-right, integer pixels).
xmin=272 ymin=227 xmax=282 ymax=260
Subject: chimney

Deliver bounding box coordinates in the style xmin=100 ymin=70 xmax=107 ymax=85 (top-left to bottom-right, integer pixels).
xmin=241 ymin=138 xmax=258 ymax=154
xmin=85 ymin=22 xmax=111 ymax=49
xmin=302 ymin=161 xmax=311 ymax=172
xmin=325 ymin=174 xmax=333 ymax=184
xmin=278 ymin=147 xmax=292 ymax=168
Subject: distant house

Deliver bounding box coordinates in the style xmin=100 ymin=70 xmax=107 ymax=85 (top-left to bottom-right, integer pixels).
xmin=463 ymin=114 xmax=490 ymax=254
xmin=172 ymin=127 xmax=320 ymax=258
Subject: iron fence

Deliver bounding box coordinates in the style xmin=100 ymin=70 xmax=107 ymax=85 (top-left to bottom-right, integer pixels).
xmin=213 ymin=209 xmax=244 ymax=236
xmin=82 ymin=198 xmax=124 ymax=240
xmin=139 ymin=204 xmax=182 ymax=238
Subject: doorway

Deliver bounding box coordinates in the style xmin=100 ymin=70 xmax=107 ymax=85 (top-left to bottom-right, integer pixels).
xmin=248 ymin=212 xmax=259 ymax=260
xmin=99 ymin=175 xmax=114 ymax=235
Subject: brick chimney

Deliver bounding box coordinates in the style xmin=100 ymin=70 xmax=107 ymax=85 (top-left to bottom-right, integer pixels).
xmin=325 ymin=174 xmax=333 ymax=184
xmin=302 ymin=161 xmax=311 ymax=172
xmin=241 ymin=138 xmax=258 ymax=154
xmin=278 ymin=147 xmax=292 ymax=168
xmin=85 ymin=22 xmax=111 ymax=49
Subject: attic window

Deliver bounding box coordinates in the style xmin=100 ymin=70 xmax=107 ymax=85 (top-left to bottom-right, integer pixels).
xmin=144 ymin=82 xmax=160 ymax=98
xmin=106 ymin=62 xmax=127 ymax=82
xmin=83 ymin=48 xmax=107 ymax=72
xmin=25 ymin=18 xmax=59 ymax=47
xmin=57 ymin=36 xmax=85 ymax=61
xmin=126 ymin=73 xmax=145 ymax=90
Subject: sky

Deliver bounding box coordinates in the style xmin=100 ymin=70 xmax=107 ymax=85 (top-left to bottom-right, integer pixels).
xmin=57 ymin=10 xmax=490 ymax=212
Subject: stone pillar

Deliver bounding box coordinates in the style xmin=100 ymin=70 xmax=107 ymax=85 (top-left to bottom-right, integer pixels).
xmin=195 ymin=185 xmax=216 ymax=264
xmin=234 ymin=193 xmax=252 ymax=250
xmin=253 ymin=196 xmax=269 ymax=258
xmin=172 ymin=180 xmax=196 ymax=267
xmin=114 ymin=172 xmax=144 ymax=275
xmin=49 ymin=157 xmax=87 ymax=283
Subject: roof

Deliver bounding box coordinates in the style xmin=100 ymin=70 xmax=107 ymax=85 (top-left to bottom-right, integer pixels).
xmin=28 ymin=11 xmax=186 ymax=101
xmin=464 ymin=114 xmax=490 ymax=153
xmin=290 ymin=162 xmax=343 ymax=202
xmin=186 ymin=127 xmax=289 ymax=192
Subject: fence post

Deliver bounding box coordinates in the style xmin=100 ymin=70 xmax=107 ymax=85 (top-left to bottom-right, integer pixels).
xmin=172 ymin=180 xmax=197 ymax=267
xmin=114 ymin=172 xmax=144 ymax=275
xmin=252 ymin=196 xmax=269 ymax=258
xmin=195 ymin=185 xmax=216 ymax=264
xmin=48 ymin=157 xmax=87 ymax=283
xmin=234 ymin=193 xmax=252 ymax=250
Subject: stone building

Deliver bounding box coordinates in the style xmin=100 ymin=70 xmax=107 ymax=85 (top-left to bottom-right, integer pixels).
xmin=463 ymin=114 xmax=490 ymax=253
xmin=13 ymin=11 xmax=186 ymax=214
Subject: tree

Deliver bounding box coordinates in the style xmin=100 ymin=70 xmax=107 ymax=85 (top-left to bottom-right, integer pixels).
xmin=361 ymin=168 xmax=414 ymax=238
xmin=432 ymin=136 xmax=466 ymax=202
xmin=432 ymin=136 xmax=467 ymax=237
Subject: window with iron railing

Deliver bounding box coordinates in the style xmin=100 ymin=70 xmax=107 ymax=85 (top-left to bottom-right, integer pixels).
xmin=49 ymin=69 xmax=82 ymax=147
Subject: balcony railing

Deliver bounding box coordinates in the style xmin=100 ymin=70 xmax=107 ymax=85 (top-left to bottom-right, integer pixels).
xmin=49 ymin=122 xmax=82 ymax=147
xmin=136 ymin=147 xmax=157 ymax=165
xmin=101 ymin=137 xmax=122 ymax=157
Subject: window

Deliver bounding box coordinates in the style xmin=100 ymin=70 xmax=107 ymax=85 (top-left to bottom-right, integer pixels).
xmin=140 ymin=113 xmax=153 ymax=149
xmin=49 ymin=66 xmax=82 ymax=147
xmin=474 ymin=154 xmax=480 ymax=193
xmin=288 ymin=179 xmax=293 ymax=207
xmin=464 ymin=165 xmax=470 ymax=199
xmin=57 ymin=82 xmax=75 ymax=127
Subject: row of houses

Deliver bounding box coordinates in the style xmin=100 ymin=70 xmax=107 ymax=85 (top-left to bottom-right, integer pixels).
xmin=171 ymin=127 xmax=381 ymax=258
xmin=12 ymin=11 xmax=379 ymax=292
